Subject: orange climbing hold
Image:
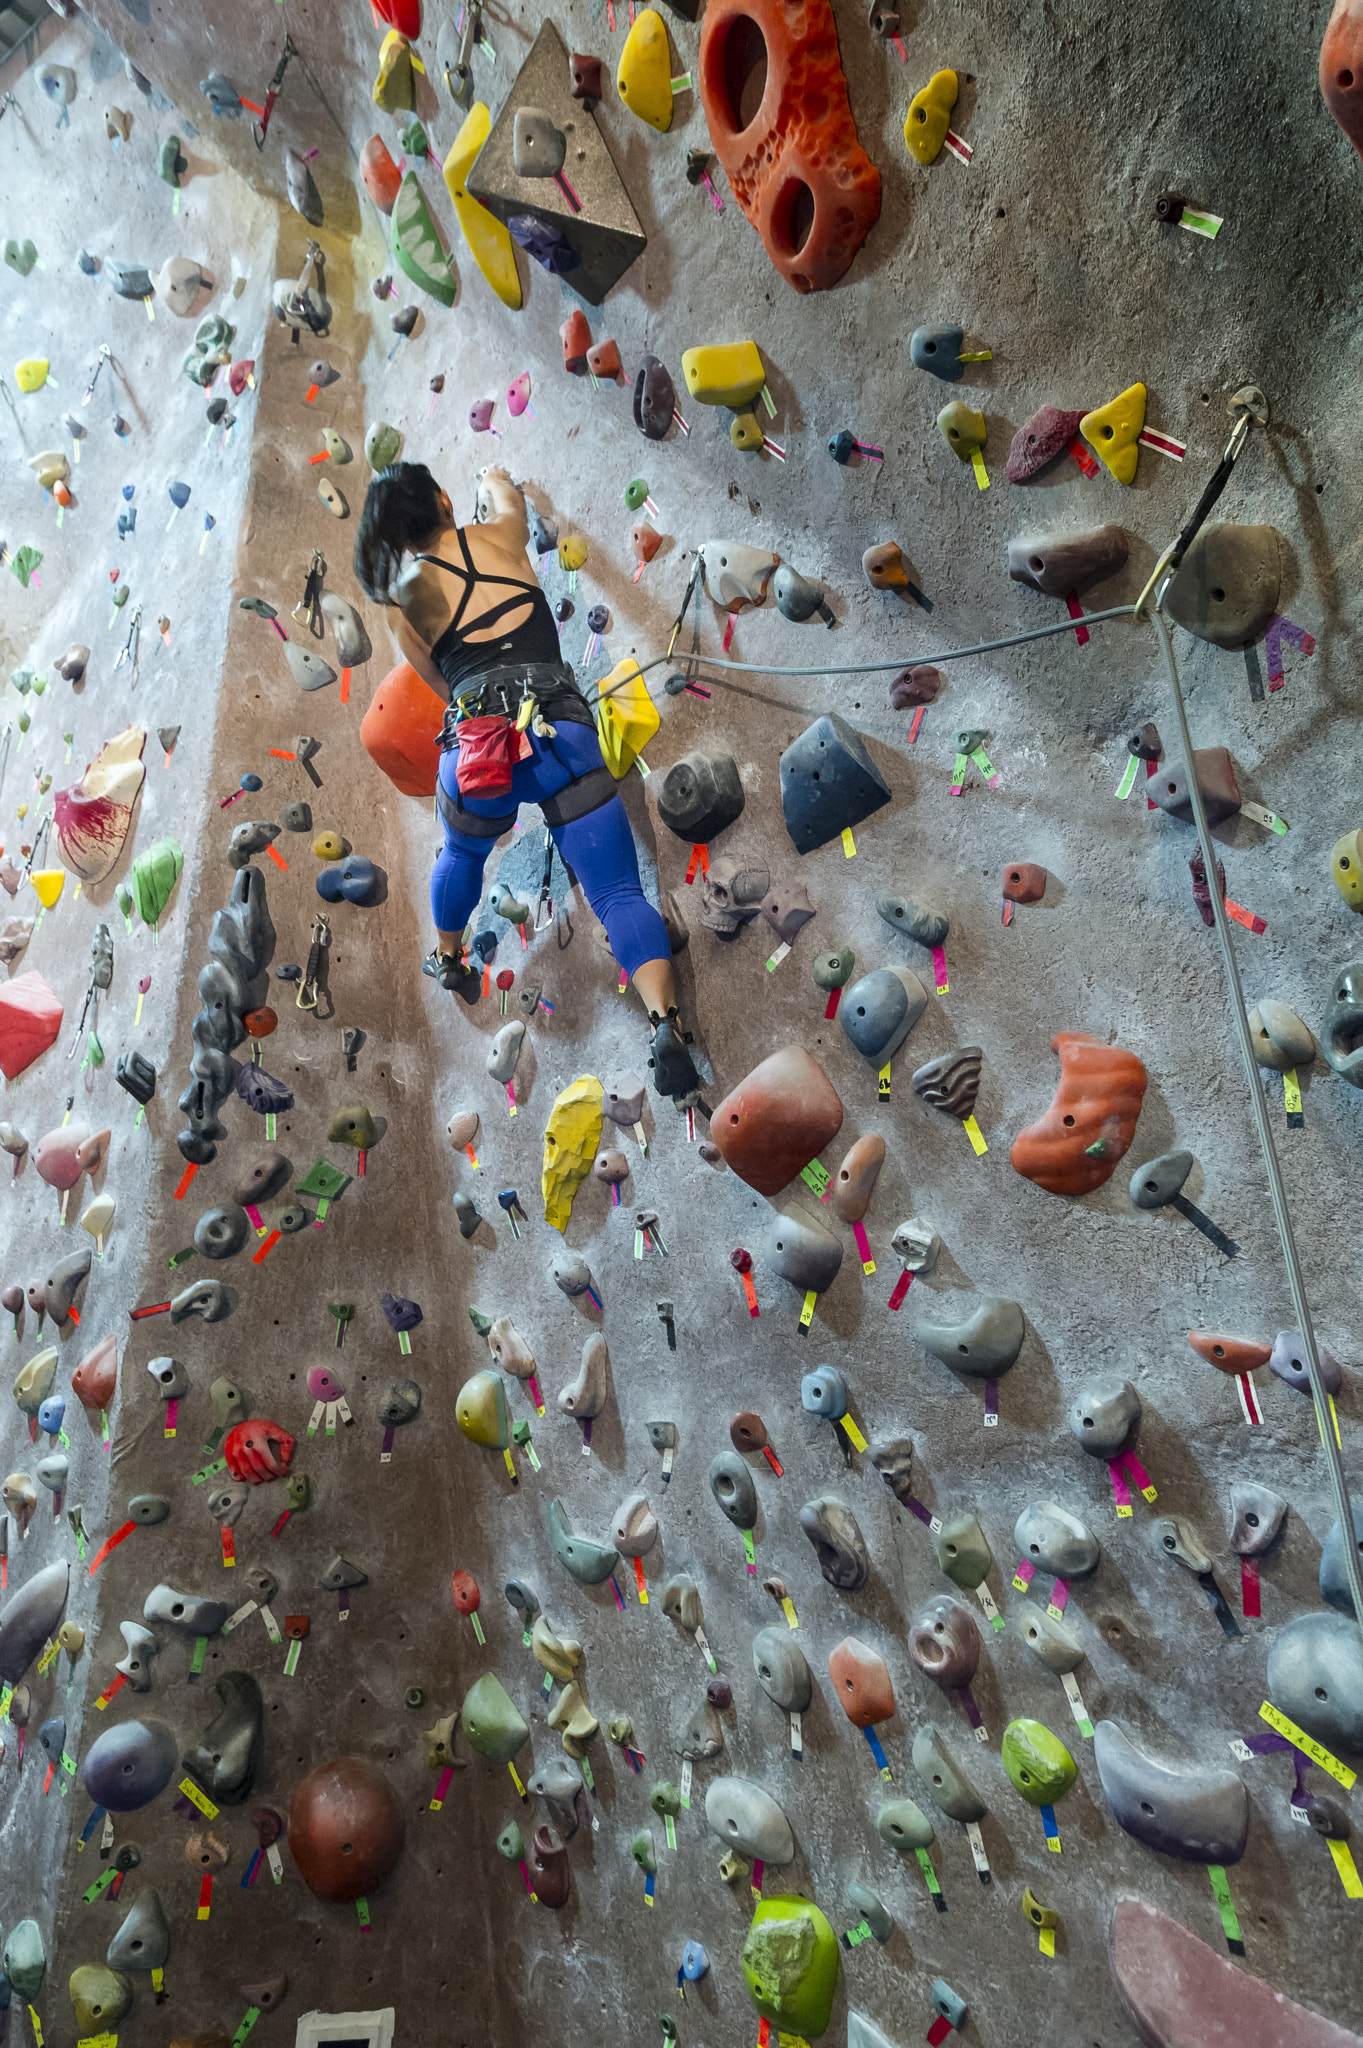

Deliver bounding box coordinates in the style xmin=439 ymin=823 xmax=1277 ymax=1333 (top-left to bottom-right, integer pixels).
xmin=698 ymin=0 xmax=881 ymax=294
xmin=359 ymin=660 xmax=445 ymax=800
xmin=1010 ymin=1031 xmax=1148 ymax=1197
xmin=1321 ymin=0 xmax=1363 ymax=157
xmin=360 ymin=134 xmax=403 ymax=215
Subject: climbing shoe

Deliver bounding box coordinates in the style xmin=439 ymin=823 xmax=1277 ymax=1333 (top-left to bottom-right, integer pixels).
xmin=648 ymin=1009 xmax=701 ymax=1100
xmin=423 ymin=949 xmax=481 ymax=1005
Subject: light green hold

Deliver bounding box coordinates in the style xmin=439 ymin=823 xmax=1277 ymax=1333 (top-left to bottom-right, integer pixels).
xmin=649 ymin=1780 xmax=680 ymax=1817
xmin=158 ymin=135 xmax=186 ymax=187
xmin=933 ymin=1512 xmax=992 ymax=1590
xmin=875 ymin=1797 xmax=935 ymax=1851
xmin=3 ymin=239 xmax=38 ymax=277
xmin=496 ymin=1820 xmax=525 ymax=1860
xmin=130 ymin=837 xmax=184 ymax=928
xmin=391 ymin=172 xmax=458 ymax=309
xmin=4 ymin=1919 xmax=45 ymax=1998
xmin=401 ymin=117 xmax=429 ymax=157
xmin=741 ymin=1896 xmax=840 ymax=2039
xmin=937 ymin=400 xmax=987 ymax=462
xmin=632 ymin=1829 xmax=657 ymax=1873
xmin=1001 ymin=1717 xmax=1077 ymax=1806
xmin=365 ymin=421 xmax=403 ymax=470
xmin=70 ymin=1963 xmax=133 ymax=2036
xmin=461 ymin=1672 xmax=529 ymax=1763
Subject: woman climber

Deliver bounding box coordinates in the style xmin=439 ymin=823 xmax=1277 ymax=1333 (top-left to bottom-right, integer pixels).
xmin=354 ymin=459 xmax=700 ymax=1102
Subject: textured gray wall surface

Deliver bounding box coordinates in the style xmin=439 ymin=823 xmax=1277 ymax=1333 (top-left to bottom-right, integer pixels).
xmin=1 ymin=0 xmax=1361 ymax=2044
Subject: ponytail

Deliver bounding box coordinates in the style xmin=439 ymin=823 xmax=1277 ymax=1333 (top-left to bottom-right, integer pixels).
xmin=354 ymin=462 xmax=446 ymax=604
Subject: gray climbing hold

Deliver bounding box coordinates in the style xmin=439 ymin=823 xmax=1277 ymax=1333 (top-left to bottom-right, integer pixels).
xmin=911 ymin=1047 xmax=981 ymax=1121
xmin=1268 ymin=1328 xmax=1344 ymax=1396
xmin=1307 ymin=1795 xmax=1351 ymax=1839
xmin=1068 ymin=1376 xmax=1141 ymax=1458
xmin=871 ymin=1439 xmax=914 ymax=1503
xmin=704 ymin=1776 xmax=795 ymax=1863
xmin=116 ymin=1622 xmax=159 ymax=1691
xmin=875 ymin=892 xmax=948 ymax=948
xmin=147 ymin=1356 xmax=189 ymax=1400
xmin=909 ymin=322 xmax=964 ymax=380
xmin=1229 ymin=1482 xmax=1287 ymax=1557
xmin=545 ymin=1497 xmax=619 ymax=1585
xmin=129 ymin=1494 xmax=171 ymax=1525
xmin=655 ymin=750 xmax=745 ymax=844
xmin=183 ymin=1672 xmax=263 ymax=1804
xmin=1128 ymin=1151 xmax=1194 ymax=1209
xmin=1149 ymin=748 xmax=1242 ymax=826
xmin=876 ymin=1797 xmax=935 ymax=1851
xmin=932 ymin=1514 xmax=992 ymax=1590
xmin=708 ymin=1450 xmax=758 ymax=1530
xmin=319 ymin=1556 xmax=368 ymax=1591
xmin=604 ymin=1073 xmax=647 ymax=1125
xmin=915 ymin=1296 xmax=1024 ymax=1377
xmin=513 ymin=106 xmax=567 ymax=176
xmin=321 ymin=594 xmax=372 ymax=668
xmin=1163 ymin=523 xmax=1282 ymax=650
xmin=800 ymin=1366 xmax=847 ymax=1419
xmin=227 ymin=821 xmax=281 ymax=870
xmin=780 ymin=713 xmax=892 ymax=856
xmin=1319 ymin=1498 xmax=1363 ymax=1615
xmin=107 ymin=1889 xmax=170 ymax=1972
xmin=1267 ymin=1611 xmax=1363 ymax=1753
xmin=1013 ymin=1602 xmax=1083 ymax=1674
xmin=0 ymin=1560 xmax=69 ymax=1682
xmin=1007 ymin=525 xmax=1128 ymax=598
xmin=194 ymin=1204 xmax=250 ymax=1259
xmin=752 ymin=1627 xmax=813 ymax=1712
xmin=170 ymin=1279 xmax=230 ymax=1323
xmin=798 ymin=1497 xmax=870 ymax=1591
xmin=1013 ymin=1502 xmax=1099 ymax=1578
xmin=912 ymin=1725 xmax=985 ymax=1822
xmin=487 ymin=1020 xmax=525 ymax=1083
xmin=890 ymin=1218 xmax=940 ymax=1271
xmin=773 ymin=565 xmax=833 ymax=625
xmin=1321 ymin=963 xmax=1363 ymax=1088
xmin=284 ymin=147 xmax=324 ymax=227
xmin=81 ymin=1717 xmax=178 ymax=1810
xmin=840 ymin=967 xmax=928 ymax=1065
xmin=527 ymin=1755 xmax=585 ymax=1835
xmin=759 ymin=1204 xmax=843 ymax=1294
xmin=284 ymin=641 xmax=337 ymax=693
xmin=143 ymin=1585 xmax=227 ymax=1635
xmin=845 ymin=1880 xmax=893 ymax=1942
xmin=1093 ymin=1720 xmax=1248 ymax=1864
xmin=1247 ymin=1001 xmax=1315 ymax=1073
xmin=673 ymin=1700 xmax=724 ymax=1760
xmin=662 ymin=1574 xmax=702 ymax=1633
xmin=378 ymin=1379 xmax=422 ymax=1427
xmin=1154 ymin=1517 xmax=1212 ymax=1574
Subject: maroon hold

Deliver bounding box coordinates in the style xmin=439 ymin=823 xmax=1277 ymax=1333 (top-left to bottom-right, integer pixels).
xmin=1007 ymin=405 xmax=1086 ymax=484
xmin=730 ymin=1248 xmax=753 ymax=1275
xmin=570 ymin=52 xmax=603 ymax=100
xmin=706 ymin=1676 xmax=733 ymax=1711
xmin=531 ymin=1824 xmax=570 ymax=1908
xmin=253 ymin=1807 xmax=284 ymax=1848
xmin=1188 ymin=849 xmax=1225 ymax=928
xmin=730 ymin=1410 xmax=768 ymax=1453
xmin=287 ymin=1756 xmax=406 ymax=1903
xmin=908 ymin=1595 xmax=981 ymax=1689
xmin=1002 ymin=863 xmax=1047 ymax=904
xmin=889 ymin=664 xmax=941 ymax=709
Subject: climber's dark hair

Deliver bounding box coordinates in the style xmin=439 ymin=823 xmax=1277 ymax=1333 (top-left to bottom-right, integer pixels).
xmin=353 ymin=461 xmax=446 ymax=604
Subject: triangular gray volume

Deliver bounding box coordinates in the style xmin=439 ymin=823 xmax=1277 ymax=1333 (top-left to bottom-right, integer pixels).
xmin=467 ymin=19 xmax=646 ymax=306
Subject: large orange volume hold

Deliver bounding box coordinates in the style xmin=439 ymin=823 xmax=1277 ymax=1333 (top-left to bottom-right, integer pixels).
xmin=711 ymin=1045 xmax=843 ymax=1196
xmin=698 ymin=0 xmax=881 ymax=293
xmin=288 ymin=1756 xmax=406 ymax=1902
xmin=359 ymin=660 xmax=445 ymax=799
xmin=1321 ymin=0 xmax=1363 ymax=159
xmin=1010 ymin=1032 xmax=1147 ymax=1196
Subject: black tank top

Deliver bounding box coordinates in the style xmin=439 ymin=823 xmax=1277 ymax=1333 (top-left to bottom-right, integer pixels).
xmin=418 ymin=528 xmax=561 ymax=699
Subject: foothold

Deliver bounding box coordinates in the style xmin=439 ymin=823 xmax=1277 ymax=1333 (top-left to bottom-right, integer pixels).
xmin=1229 ymin=1482 xmax=1287 ymax=1557
xmin=1247 ymin=1000 xmax=1315 ymax=1071
xmin=70 ymin=1965 xmax=133 ymax=2038
xmin=752 ymin=1627 xmax=813 ymax=1713
xmin=183 ymin=1673 xmax=264 ymax=1805
xmin=841 ymin=967 xmax=928 ymax=1066
xmin=1011 ymin=1032 xmax=1149 ymax=1196
xmin=904 ymin=68 xmax=958 ymax=164
xmin=761 ymin=881 xmax=817 ymax=945
xmin=915 ymin=1296 xmax=1024 ymax=1377
xmin=1164 ymin=524 xmax=1283 ymax=650
xmin=558 ymin=1332 xmax=610 ymax=1419
xmin=560 ymin=309 xmax=592 ymax=373
xmin=800 ymin=1367 xmax=847 ymax=1419
xmin=937 ymin=400 xmax=987 ymax=462
xmin=741 ymin=1896 xmax=840 ymax=2039
xmin=890 ymin=1219 xmax=940 ymax=1273
xmin=933 ymin=1514 xmax=993 ymax=1591
xmin=1129 ymin=1150 xmax=1195 ymax=1209
xmin=911 ymin=1047 xmax=982 ymax=1121
xmin=81 ymin=1717 xmax=178 ymax=1810
xmin=571 ymin=52 xmax=604 ymax=100
xmin=513 ymin=106 xmax=567 ymax=177
xmin=870 ymin=1439 xmax=914 ymax=1505
xmin=1014 ymin=1501 xmax=1100 ymax=1578
xmin=361 ymin=134 xmax=403 ymax=213
xmin=1307 ymin=1795 xmax=1352 ymax=1841
xmin=912 ymin=1725 xmax=985 ymax=1823
xmin=711 ymin=1047 xmax=843 ymax=1197
xmin=107 ymin=1888 xmax=171 ymax=1973
xmin=701 ymin=542 xmax=778 ymax=612
xmin=846 ymin=1880 xmax=893 ymax=1943
xmin=115 ymin=1622 xmax=159 ymax=1692
xmin=909 ymin=1596 xmax=980 ymax=1689
xmin=674 ymin=1699 xmax=724 ymax=1761
xmin=781 ymin=713 xmax=892 ymax=855
xmin=1318 ymin=1498 xmax=1363 ymax=1614
xmin=1080 ymin=383 xmax=1147 ymax=486
xmin=288 ymin=1756 xmax=405 ymax=1902
xmin=662 ymin=1575 xmax=703 ymax=1634
xmin=760 ymin=1203 xmax=844 ymax=1294
xmin=634 ymin=355 xmax=677 ymax=441
xmin=1008 ymin=526 xmax=1129 ymax=598
xmin=774 ymin=566 xmax=834 ymax=625
xmin=889 ymin=665 xmax=942 ymax=708
xmin=1094 ymin=1721 xmax=1248 ymax=1864
xmin=812 ymin=947 xmax=856 ymax=992
xmin=1322 ymin=964 xmax=1363 ymax=1088
xmin=705 ymin=1777 xmax=795 ymax=1864
xmin=828 ymin=1636 xmax=894 ymax=1726
xmin=709 ymin=1450 xmax=759 ymax=1530
xmin=699 ymin=857 xmax=768 ymax=935
xmin=875 ymin=893 xmax=948 ymax=949
xmin=655 ymin=751 xmax=745 ymax=844
xmin=799 ymin=1497 xmax=870 ymax=1591
xmin=1069 ymin=1376 xmax=1141 ymax=1459
xmin=545 ymin=1497 xmax=619 ymax=1585
xmin=1014 ymin=1603 xmax=1083 ymax=1676
xmin=129 ymin=1493 xmax=171 ymax=1524
xmin=1002 ymin=1718 xmax=1077 ymax=1806
xmin=1332 ymin=830 xmax=1363 ymax=912
xmin=1002 ymin=862 xmax=1048 ymax=905
xmin=587 ymin=339 xmax=622 ymax=379
xmin=531 ymin=1615 xmax=583 ymax=1683
xmin=486 ymin=1021 xmax=525 ymax=1084
xmin=876 ymin=1797 xmax=935 ymax=1851
xmin=365 ymin=422 xmax=403 ymax=470
xmin=612 ymin=1491 xmax=658 ymax=1557
xmin=1267 ymin=1611 xmax=1363 ymax=1754
xmin=910 ymin=322 xmax=965 ymax=381
xmin=832 ymin=1134 xmax=885 ymax=1223
xmin=527 ymin=1755 xmax=586 ymax=1836
xmin=0 ymin=1558 xmax=68 ymax=1680
xmin=194 ymin=1204 xmax=250 ymax=1260
xmin=698 ymin=0 xmax=880 ymax=292
xmin=144 ymin=1585 xmax=228 ymax=1635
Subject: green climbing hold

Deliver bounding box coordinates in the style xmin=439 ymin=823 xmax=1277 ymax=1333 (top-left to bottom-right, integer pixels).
xmin=296 ymin=1158 xmax=351 ymax=1201
xmin=632 ymin=1829 xmax=657 ymax=1873
xmin=401 ymin=117 xmax=429 ymax=158
xmin=10 ymin=545 xmax=43 ymax=587
xmin=391 ymin=172 xmax=458 ymax=308
xmin=741 ymin=1896 xmax=840 ymax=2039
xmin=130 ymin=838 xmax=184 ymax=927
xmin=1002 ymin=1717 xmax=1077 ymax=1806
xmin=461 ymin=1672 xmax=529 ymax=1763
xmin=365 ymin=421 xmax=403 ymax=469
xmin=3 ymin=1919 xmax=46 ymax=1999
xmin=158 ymin=135 xmax=187 ymax=187
xmin=496 ymin=1820 xmax=525 ymax=1860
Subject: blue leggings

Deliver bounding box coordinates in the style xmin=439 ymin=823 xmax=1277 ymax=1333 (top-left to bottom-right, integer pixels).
xmin=432 ymin=719 xmax=671 ymax=979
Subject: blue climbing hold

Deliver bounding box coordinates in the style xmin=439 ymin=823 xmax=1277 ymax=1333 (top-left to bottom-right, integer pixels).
xmin=779 ymin=712 xmax=892 ymax=856
xmin=910 ymin=323 xmax=965 ymax=381
xmin=317 ymin=854 xmax=376 ymax=905
xmin=168 ymin=480 xmax=191 ymax=509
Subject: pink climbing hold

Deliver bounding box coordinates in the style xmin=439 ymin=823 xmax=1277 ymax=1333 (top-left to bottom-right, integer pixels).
xmin=0 ymin=970 xmax=63 ymax=1080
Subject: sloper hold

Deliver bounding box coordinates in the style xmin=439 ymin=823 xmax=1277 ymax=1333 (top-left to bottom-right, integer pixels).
xmin=683 ymin=342 xmax=765 ymax=409
xmin=753 ymin=1627 xmax=813 ymax=1712
xmin=0 ymin=970 xmax=63 ymax=1080
xmin=1151 ymin=746 xmax=1243 ymax=826
xmin=1014 ymin=1602 xmax=1083 ymax=1674
xmin=780 ymin=713 xmax=891 ymax=855
xmin=465 ymin=21 xmax=647 ymax=306
xmin=1069 ymin=1375 xmax=1141 ymax=1458
xmin=1002 ymin=1718 xmax=1077 ymax=1805
xmin=832 ymin=1133 xmax=884 ymax=1223
xmin=904 ymin=67 xmax=957 ymax=162
xmin=616 ymin=8 xmax=674 ymax=132
xmin=1080 ymin=383 xmax=1146 ymax=485
xmin=828 ymin=1636 xmax=893 ymax=1724
xmin=54 ymin=726 xmax=147 ymax=883
xmin=841 ymin=968 xmax=927 ymax=1065
xmin=107 ymin=1888 xmax=170 ymax=1971
xmin=799 ymin=1498 xmax=870 ymax=1590
xmin=284 ymin=148 xmax=324 ymax=227
xmin=1093 ymin=1721 xmax=1248 ymax=1864
xmin=915 ymin=1296 xmax=1024 ymax=1377
xmin=392 ymin=173 xmax=458 ymax=307
xmin=1008 ymin=526 xmax=1129 ymax=599
xmin=741 ymin=1896 xmax=840 ymax=2038
xmin=1163 ymin=525 xmax=1281 ymax=650
xmin=1130 ymin=1150 xmax=1195 ymax=1209
xmin=443 ymin=103 xmax=523 ymax=310
xmin=1319 ymin=1497 xmax=1363 ymax=1614
xmin=82 ymin=1717 xmax=178 ymax=1809
xmin=0 ymin=1560 xmax=68 ymax=1681
xmin=698 ymin=0 xmax=880 ymax=293
xmin=288 ymin=1756 xmax=405 ymax=1901
xmin=183 ymin=1672 xmax=263 ymax=1803
xmin=845 ymin=1882 xmax=893 ymax=1943
xmin=706 ymin=1776 xmax=795 ymax=1863
xmin=1011 ymin=1031 xmax=1148 ymax=1196
xmin=1007 ymin=405 xmax=1087 ymax=483
xmin=761 ymin=881 xmax=816 ymax=944
xmin=542 ymin=1074 xmax=604 ymax=1231
xmin=1014 ymin=1501 xmax=1099 ymax=1578
xmin=1248 ymin=999 xmax=1315 ymax=1071
xmin=711 ymin=1046 xmax=843 ymax=1197
xmin=1267 ymin=1612 xmax=1363 ymax=1754
xmin=1108 ymin=1895 xmax=1363 ymax=2048
xmin=1229 ymin=1482 xmax=1287 ymax=1556
xmin=760 ymin=1203 xmax=844 ymax=1294
xmin=462 ymin=1672 xmax=530 ymax=1761
xmin=545 ymin=1496 xmax=619 ymax=1584
xmin=933 ymin=1513 xmax=992 ymax=1590
xmin=912 ymin=1725 xmax=985 ymax=1822
xmin=709 ymin=1450 xmax=758 ymax=1529
xmin=876 ymin=1797 xmax=934 ymax=1850
xmin=1157 ymin=1521 xmax=1212 ymax=1576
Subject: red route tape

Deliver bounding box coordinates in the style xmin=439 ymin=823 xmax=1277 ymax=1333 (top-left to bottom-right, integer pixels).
xmin=88 ymin=1519 xmax=138 ymax=1576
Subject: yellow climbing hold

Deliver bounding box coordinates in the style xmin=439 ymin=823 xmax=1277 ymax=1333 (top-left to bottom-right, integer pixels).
xmin=542 ymin=1074 xmax=604 ymax=1233
xmin=597 ymin=658 xmax=659 ymax=780
xmin=730 ymin=412 xmax=764 ymax=451
xmin=1080 ymin=382 xmax=1146 ymax=486
xmin=616 ymin=7 xmax=673 ymax=134
xmin=444 ymin=103 xmax=522 ymax=311
xmin=681 ymin=341 xmax=764 ymax=409
xmin=15 ymin=358 xmax=50 ymax=394
xmin=373 ymin=30 xmax=416 ymax=114
xmin=29 ymin=451 xmax=68 ymax=490
xmin=904 ymin=69 xmax=958 ymax=164
xmin=455 ymin=1369 xmax=509 ymax=1448
xmin=30 ymin=869 xmax=65 ymax=910
xmin=558 ymin=534 xmax=588 ymax=573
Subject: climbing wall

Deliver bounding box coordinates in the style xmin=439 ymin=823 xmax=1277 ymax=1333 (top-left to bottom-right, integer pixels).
xmin=1 ymin=0 xmax=1362 ymax=2045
